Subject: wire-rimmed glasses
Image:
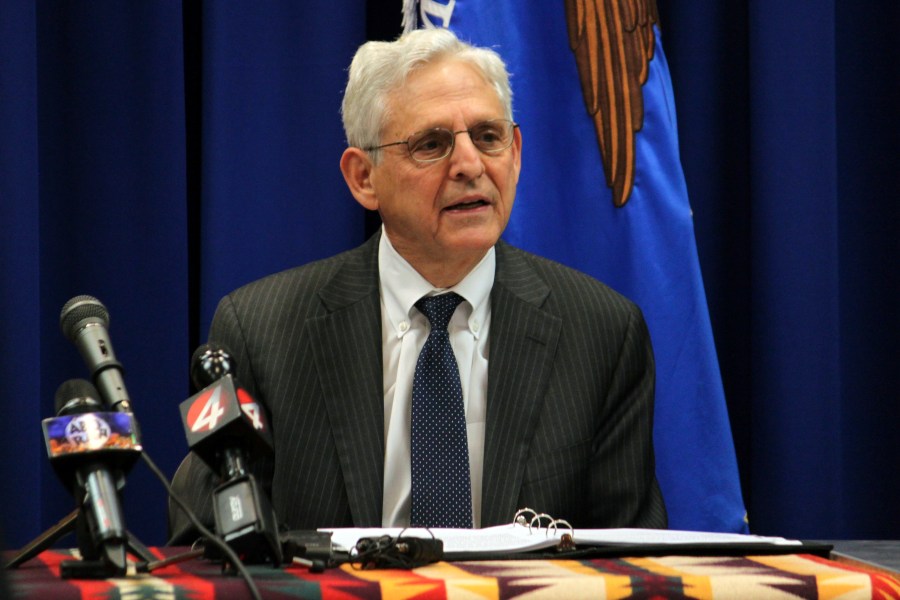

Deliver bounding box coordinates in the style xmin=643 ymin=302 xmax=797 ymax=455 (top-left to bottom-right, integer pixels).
xmin=364 ymin=119 xmax=518 ymax=163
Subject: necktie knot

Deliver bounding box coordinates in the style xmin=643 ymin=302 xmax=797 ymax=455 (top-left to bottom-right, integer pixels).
xmin=415 ymin=292 xmax=463 ymax=332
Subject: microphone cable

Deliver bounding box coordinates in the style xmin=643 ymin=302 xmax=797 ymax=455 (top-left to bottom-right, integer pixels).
xmin=138 ymin=453 xmax=263 ymax=600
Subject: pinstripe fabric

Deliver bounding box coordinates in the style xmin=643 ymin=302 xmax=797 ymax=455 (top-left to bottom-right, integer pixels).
xmin=483 ymin=243 xmax=666 ymax=529
xmin=168 ymin=232 xmax=666 ymax=543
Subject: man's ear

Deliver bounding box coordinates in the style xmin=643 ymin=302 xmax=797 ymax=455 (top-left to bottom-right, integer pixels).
xmin=340 ymin=147 xmax=379 ymax=211
xmin=511 ymin=123 xmax=523 ymax=184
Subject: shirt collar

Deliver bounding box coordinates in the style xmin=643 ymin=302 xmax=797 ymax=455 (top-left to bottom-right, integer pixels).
xmin=379 ymin=226 xmax=494 ymax=339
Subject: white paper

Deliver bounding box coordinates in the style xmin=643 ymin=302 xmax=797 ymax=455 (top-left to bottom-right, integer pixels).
xmin=321 ymin=524 xmax=801 ymax=554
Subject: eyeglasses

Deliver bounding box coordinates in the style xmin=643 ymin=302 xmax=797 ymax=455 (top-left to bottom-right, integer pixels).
xmin=364 ymin=119 xmax=519 ymax=163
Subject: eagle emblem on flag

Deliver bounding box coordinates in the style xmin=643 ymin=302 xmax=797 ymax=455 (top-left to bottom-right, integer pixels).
xmin=564 ymin=0 xmax=659 ymax=207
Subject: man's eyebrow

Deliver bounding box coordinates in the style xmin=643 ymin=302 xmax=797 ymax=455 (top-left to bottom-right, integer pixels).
xmin=415 ymin=118 xmax=507 ymax=132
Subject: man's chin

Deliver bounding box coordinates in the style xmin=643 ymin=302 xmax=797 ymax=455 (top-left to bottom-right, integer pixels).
xmin=444 ymin=226 xmax=503 ymax=250
xmin=436 ymin=241 xmax=499 ymax=270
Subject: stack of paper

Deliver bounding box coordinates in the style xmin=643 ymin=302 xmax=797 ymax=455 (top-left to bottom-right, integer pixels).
xmin=322 ymin=524 xmax=801 ymax=555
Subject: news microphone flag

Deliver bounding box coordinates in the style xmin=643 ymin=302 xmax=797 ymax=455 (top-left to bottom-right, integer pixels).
xmin=179 ymin=374 xmax=273 ymax=471
xmin=405 ymin=0 xmax=748 ymax=533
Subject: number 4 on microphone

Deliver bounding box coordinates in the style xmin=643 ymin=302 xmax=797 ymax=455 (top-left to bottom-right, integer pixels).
xmin=188 ymin=386 xmax=227 ymax=433
xmin=179 ymin=375 xmax=274 ymax=471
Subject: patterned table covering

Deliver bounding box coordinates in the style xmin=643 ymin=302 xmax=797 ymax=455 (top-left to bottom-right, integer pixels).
xmin=7 ymin=547 xmax=900 ymax=599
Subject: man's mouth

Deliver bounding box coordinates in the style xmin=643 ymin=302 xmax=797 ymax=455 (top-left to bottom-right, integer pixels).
xmin=445 ymin=199 xmax=489 ymax=211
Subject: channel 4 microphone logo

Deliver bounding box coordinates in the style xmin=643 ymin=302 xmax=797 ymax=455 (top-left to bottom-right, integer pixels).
xmin=185 ymin=380 xmax=266 ymax=434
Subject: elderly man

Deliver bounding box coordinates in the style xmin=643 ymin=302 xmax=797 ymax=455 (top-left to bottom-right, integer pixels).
xmin=169 ymin=28 xmax=666 ymax=543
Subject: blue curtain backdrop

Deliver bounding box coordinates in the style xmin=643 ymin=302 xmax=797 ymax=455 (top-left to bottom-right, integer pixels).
xmin=656 ymin=1 xmax=899 ymax=538
xmin=0 ymin=0 xmax=368 ymax=550
xmin=1 ymin=0 xmax=896 ymax=550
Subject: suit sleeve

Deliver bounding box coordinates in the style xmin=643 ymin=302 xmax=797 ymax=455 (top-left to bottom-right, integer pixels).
xmin=589 ymin=304 xmax=668 ymax=528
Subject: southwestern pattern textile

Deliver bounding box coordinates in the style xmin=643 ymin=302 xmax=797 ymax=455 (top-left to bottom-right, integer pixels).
xmin=8 ymin=548 xmax=900 ymax=599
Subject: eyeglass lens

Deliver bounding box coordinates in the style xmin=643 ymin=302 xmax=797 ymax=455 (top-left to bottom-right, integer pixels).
xmin=407 ymin=120 xmax=515 ymax=162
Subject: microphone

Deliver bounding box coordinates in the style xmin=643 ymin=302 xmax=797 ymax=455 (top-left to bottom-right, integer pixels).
xmin=182 ymin=344 xmax=274 ymax=473
xmin=43 ymin=379 xmax=142 ymax=575
xmin=179 ymin=343 xmax=282 ymax=565
xmin=59 ymin=295 xmax=132 ymax=413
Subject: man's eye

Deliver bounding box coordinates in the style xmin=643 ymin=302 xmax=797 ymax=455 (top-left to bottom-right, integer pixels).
xmin=472 ymin=126 xmax=504 ymax=147
xmin=411 ymin=132 xmax=449 ymax=156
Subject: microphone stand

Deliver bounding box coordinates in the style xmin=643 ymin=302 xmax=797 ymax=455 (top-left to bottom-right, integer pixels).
xmin=5 ymin=509 xmax=79 ymax=569
xmin=5 ymin=507 xmax=156 ymax=578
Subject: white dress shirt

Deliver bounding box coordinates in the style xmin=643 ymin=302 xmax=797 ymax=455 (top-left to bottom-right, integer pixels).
xmin=378 ymin=228 xmax=493 ymax=528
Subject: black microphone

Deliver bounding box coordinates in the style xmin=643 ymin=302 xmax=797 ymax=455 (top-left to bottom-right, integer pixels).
xmin=179 ymin=343 xmax=281 ymax=566
xmin=182 ymin=344 xmax=274 ymax=473
xmin=59 ymin=295 xmax=133 ymax=413
xmin=43 ymin=379 xmax=142 ymax=575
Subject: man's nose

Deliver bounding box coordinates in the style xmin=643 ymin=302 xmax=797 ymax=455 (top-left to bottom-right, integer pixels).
xmin=448 ymin=131 xmax=485 ymax=180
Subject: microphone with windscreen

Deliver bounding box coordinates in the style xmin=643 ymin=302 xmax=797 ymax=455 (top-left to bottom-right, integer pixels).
xmin=42 ymin=379 xmax=142 ymax=576
xmin=179 ymin=343 xmax=282 ymax=565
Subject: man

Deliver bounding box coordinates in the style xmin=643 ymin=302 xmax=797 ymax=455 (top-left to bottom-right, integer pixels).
xmin=169 ymin=28 xmax=666 ymax=543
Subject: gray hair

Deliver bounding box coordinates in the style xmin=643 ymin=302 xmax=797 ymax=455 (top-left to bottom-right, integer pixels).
xmin=341 ymin=28 xmax=513 ymax=162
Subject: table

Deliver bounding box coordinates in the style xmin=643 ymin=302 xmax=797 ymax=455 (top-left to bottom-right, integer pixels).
xmin=6 ymin=546 xmax=900 ymax=599
xmin=820 ymin=540 xmax=900 ymax=576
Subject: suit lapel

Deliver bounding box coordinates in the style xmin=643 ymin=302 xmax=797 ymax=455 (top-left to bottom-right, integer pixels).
xmin=307 ymin=234 xmax=384 ymax=526
xmin=482 ymin=242 xmax=561 ymax=526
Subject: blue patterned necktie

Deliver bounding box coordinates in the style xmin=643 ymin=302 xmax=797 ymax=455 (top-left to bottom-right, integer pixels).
xmin=410 ymin=292 xmax=473 ymax=528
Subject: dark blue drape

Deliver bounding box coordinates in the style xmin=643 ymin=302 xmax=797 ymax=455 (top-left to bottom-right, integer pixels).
xmin=195 ymin=3 xmax=368 ymax=334
xmin=3 ymin=0 xmax=193 ymax=550
xmin=1 ymin=0 xmax=896 ymax=551
xmin=658 ymin=1 xmax=899 ymax=537
xmin=1 ymin=0 xmax=368 ymax=549
xmin=1 ymin=0 xmax=42 ymax=552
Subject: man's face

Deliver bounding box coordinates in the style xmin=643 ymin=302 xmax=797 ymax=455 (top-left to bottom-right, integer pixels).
xmin=368 ymin=59 xmax=522 ymax=279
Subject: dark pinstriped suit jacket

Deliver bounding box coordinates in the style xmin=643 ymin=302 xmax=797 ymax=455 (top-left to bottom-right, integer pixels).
xmin=168 ymin=232 xmax=666 ymax=543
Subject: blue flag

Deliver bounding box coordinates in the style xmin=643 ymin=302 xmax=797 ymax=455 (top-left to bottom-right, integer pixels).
xmin=406 ymin=0 xmax=748 ymax=533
